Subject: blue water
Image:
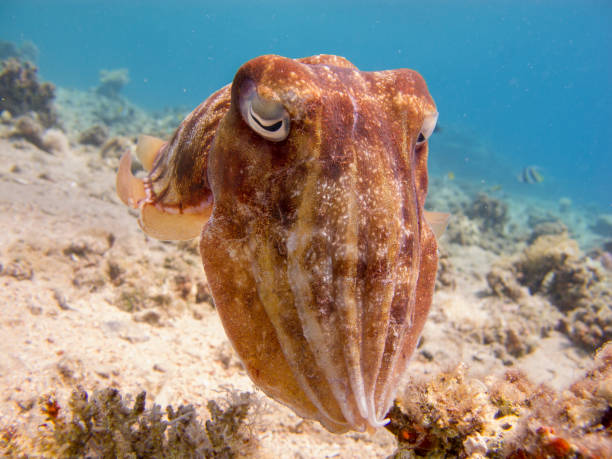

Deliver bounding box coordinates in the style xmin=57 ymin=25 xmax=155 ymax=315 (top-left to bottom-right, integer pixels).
xmin=2 ymin=0 xmax=611 ymax=209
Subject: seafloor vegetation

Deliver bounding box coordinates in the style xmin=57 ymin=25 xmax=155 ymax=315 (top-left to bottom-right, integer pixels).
xmin=0 ymin=40 xmax=610 ymax=457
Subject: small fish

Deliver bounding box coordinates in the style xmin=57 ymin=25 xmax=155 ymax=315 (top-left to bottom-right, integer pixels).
xmin=446 ymin=171 xmax=455 ymax=180
xmin=518 ymin=166 xmax=543 ymax=184
xmin=488 ymin=184 xmax=502 ymax=192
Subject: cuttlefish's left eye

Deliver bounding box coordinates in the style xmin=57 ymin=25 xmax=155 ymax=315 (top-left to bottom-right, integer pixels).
xmin=242 ymin=90 xmax=290 ymax=142
xmin=416 ymin=111 xmax=438 ymax=146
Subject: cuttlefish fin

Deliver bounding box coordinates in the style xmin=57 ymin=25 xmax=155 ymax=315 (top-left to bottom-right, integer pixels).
xmin=136 ymin=135 xmax=166 ymax=171
xmin=117 ymin=151 xmax=212 ymax=241
xmin=139 ymin=203 xmax=211 ymax=241
xmin=424 ymin=211 xmax=450 ymax=239
xmin=117 ymin=153 xmax=146 ymax=208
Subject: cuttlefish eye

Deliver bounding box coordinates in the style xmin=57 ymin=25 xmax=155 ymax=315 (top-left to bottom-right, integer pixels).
xmin=416 ymin=111 xmax=439 ymax=146
xmin=241 ymin=89 xmax=290 ymax=142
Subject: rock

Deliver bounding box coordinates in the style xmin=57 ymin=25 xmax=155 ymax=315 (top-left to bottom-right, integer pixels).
xmin=78 ymin=124 xmax=109 ymax=146
xmin=96 ymin=68 xmax=129 ymax=98
xmin=13 ymin=115 xmax=44 ymax=148
xmin=42 ymin=128 xmax=69 ymax=154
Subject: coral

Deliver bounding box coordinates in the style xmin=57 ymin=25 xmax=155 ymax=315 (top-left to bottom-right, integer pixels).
xmin=526 ymin=210 xmax=561 ymax=228
xmin=465 ymin=192 xmax=508 ymax=234
xmin=425 ymin=179 xmax=470 ymax=214
xmin=91 ymin=95 xmax=136 ymax=125
xmin=96 ymin=67 xmax=130 ymax=98
xmin=386 ymin=344 xmax=612 ymax=458
xmin=204 ymin=392 xmax=255 ymax=457
xmin=0 ymin=257 xmax=33 ymax=280
xmin=558 ymin=197 xmax=572 ymax=213
xmin=1 ymin=387 xmax=257 ymax=458
xmin=18 ymin=40 xmax=39 ymax=63
xmin=385 ymin=365 xmax=488 ymax=457
xmin=563 ymin=303 xmax=612 ymax=351
xmin=516 ymin=234 xmax=582 ymax=296
xmin=435 ymin=246 xmax=456 ymax=290
xmin=592 ymin=214 xmax=612 ymax=238
xmin=528 ymin=220 xmax=567 ymax=244
xmin=41 ymin=128 xmax=69 ymax=154
xmin=78 ymin=123 xmax=109 ymax=146
xmin=488 ymin=234 xmax=612 ymax=351
xmin=600 ymin=251 xmax=612 ymax=271
xmin=54 ymin=86 xmax=186 ymax=139
xmin=446 ymin=193 xmax=515 ymax=253
xmin=11 ymin=114 xmax=67 ymax=154
xmin=445 ymin=213 xmax=480 ymax=246
xmin=12 ymin=115 xmax=45 ymax=148
xmin=0 ymin=58 xmax=56 ymax=126
xmin=544 ymin=257 xmax=605 ymax=312
xmin=0 ymin=39 xmax=39 ymax=62
xmin=486 ymin=264 xmax=528 ymax=302
xmin=0 ymin=41 xmax=19 ymax=61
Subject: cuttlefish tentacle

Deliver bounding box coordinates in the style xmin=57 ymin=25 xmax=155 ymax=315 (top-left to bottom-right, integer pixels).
xmin=117 ymin=150 xmax=212 ymax=240
xmin=116 ymin=85 xmax=231 ymax=240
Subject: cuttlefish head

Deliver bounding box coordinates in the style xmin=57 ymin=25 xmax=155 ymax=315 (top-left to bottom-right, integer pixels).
xmin=116 ymin=54 xmax=447 ymax=433
xmin=116 ymin=84 xmax=230 ymax=240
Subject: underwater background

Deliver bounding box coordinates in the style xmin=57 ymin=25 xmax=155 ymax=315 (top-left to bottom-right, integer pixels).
xmin=2 ymin=0 xmax=611 ymax=209
xmin=1 ymin=1 xmax=612 ymax=456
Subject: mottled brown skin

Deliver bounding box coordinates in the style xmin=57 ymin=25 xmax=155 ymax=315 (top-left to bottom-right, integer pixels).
xmin=116 ymin=55 xmax=441 ymax=433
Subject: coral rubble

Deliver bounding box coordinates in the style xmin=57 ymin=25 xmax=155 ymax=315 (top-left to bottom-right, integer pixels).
xmin=386 ymin=344 xmax=612 ymax=458
xmin=487 ymin=233 xmax=612 ymax=351
xmin=1 ymin=387 xmax=257 ymax=458
xmin=466 ymin=192 xmax=508 ymax=235
xmin=444 ymin=192 xmax=517 ymax=254
xmin=0 ymin=59 xmax=56 ymax=126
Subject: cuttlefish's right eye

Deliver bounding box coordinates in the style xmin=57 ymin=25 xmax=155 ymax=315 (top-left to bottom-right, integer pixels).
xmin=416 ymin=111 xmax=438 ymax=147
xmin=239 ymin=83 xmax=290 ymax=142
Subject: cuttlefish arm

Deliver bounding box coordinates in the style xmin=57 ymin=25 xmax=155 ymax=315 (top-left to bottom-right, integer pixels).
xmin=136 ymin=134 xmax=166 ymax=171
xmin=117 ymin=152 xmax=146 ymax=208
xmin=116 ymin=85 xmax=231 ymax=240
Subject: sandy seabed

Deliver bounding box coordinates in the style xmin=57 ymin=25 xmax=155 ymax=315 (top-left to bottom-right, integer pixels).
xmin=0 ymin=121 xmax=609 ymax=457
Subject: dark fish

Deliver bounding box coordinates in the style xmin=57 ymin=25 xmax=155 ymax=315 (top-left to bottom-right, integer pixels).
xmin=518 ymin=166 xmax=543 ymax=184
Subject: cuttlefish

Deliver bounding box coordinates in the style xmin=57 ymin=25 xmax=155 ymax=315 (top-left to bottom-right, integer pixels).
xmin=116 ymin=54 xmax=448 ymax=433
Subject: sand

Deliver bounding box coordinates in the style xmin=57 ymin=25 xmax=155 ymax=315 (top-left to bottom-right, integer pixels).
xmin=0 ymin=115 xmax=608 ymax=456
